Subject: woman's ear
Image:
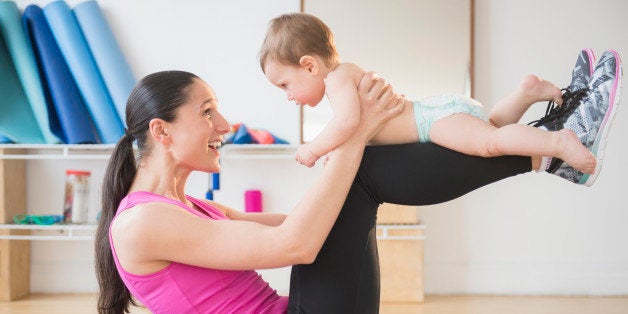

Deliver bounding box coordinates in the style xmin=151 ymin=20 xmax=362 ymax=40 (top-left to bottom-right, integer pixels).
xmin=299 ymin=55 xmax=319 ymax=75
xmin=149 ymin=118 xmax=170 ymax=144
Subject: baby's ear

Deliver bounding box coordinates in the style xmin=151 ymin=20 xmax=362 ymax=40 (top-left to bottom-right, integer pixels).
xmin=299 ymin=55 xmax=319 ymax=74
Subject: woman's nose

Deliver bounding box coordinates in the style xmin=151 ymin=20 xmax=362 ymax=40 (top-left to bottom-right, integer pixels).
xmin=214 ymin=113 xmax=230 ymax=134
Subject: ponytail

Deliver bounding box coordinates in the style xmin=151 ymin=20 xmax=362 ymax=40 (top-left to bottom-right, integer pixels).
xmin=95 ymin=133 xmax=138 ymax=313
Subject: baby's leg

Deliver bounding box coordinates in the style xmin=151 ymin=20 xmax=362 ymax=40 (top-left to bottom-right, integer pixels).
xmin=429 ymin=113 xmax=596 ymax=173
xmin=489 ymin=75 xmax=563 ymax=127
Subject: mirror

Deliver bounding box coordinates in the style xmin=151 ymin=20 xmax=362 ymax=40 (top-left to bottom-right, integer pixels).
xmin=301 ymin=0 xmax=472 ymax=143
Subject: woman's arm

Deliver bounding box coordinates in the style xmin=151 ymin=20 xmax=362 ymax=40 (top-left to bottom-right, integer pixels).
xmin=113 ymin=73 xmax=404 ymax=272
xmin=207 ymin=199 xmax=286 ymax=227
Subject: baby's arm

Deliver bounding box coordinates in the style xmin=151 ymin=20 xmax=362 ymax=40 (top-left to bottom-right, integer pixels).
xmin=297 ymin=63 xmax=365 ymax=167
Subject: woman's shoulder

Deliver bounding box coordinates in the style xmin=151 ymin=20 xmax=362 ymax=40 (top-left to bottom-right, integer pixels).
xmin=125 ymin=191 xmax=172 ymax=204
xmin=115 ymin=195 xmax=182 ymax=225
xmin=115 ymin=192 xmax=191 ymax=229
xmin=111 ymin=196 xmax=195 ymax=248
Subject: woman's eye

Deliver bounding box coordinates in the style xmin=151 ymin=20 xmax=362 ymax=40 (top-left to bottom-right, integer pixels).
xmin=203 ymin=109 xmax=212 ymax=119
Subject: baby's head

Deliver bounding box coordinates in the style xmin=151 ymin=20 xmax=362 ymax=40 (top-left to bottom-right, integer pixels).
xmin=259 ymin=13 xmax=339 ymax=107
xmin=259 ymin=12 xmax=339 ymax=72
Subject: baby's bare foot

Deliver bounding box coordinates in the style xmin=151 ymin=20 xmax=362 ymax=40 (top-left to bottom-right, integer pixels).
xmin=517 ymin=75 xmax=563 ymax=105
xmin=556 ymin=129 xmax=596 ymax=174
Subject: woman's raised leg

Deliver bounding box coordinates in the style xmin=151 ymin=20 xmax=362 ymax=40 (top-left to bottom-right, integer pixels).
xmin=288 ymin=142 xmax=531 ymax=313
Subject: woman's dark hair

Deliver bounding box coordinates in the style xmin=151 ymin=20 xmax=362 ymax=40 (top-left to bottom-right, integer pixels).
xmin=95 ymin=70 xmax=199 ymax=313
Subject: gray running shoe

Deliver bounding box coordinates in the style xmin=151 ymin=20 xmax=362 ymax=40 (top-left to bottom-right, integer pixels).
xmin=531 ymin=50 xmax=622 ymax=186
xmin=529 ymin=49 xmax=596 ymax=175
xmin=529 ymin=49 xmax=596 ymax=132
xmin=566 ymin=48 xmax=596 ymax=93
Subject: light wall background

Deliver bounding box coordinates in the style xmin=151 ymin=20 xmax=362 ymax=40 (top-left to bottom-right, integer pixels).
xmin=421 ymin=0 xmax=628 ymax=295
xmin=12 ymin=0 xmax=628 ymax=297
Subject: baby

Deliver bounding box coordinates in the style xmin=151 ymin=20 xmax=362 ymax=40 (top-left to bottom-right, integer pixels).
xmin=258 ymin=13 xmax=598 ymax=180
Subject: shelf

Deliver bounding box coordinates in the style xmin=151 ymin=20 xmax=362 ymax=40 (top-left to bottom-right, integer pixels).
xmin=0 ymin=144 xmax=299 ymax=160
xmin=376 ymin=223 xmax=426 ymax=241
xmin=0 ymin=223 xmax=424 ymax=241
xmin=0 ymin=224 xmax=97 ymax=241
xmin=0 ymin=144 xmax=115 ymax=160
xmin=0 ymin=143 xmax=299 ymax=243
xmin=219 ymin=144 xmax=298 ymax=160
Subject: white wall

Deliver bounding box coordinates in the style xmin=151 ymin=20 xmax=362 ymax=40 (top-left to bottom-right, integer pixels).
xmin=302 ymin=0 xmax=470 ymax=141
xmin=420 ymin=0 xmax=628 ymax=295
xmin=18 ymin=0 xmax=628 ymax=297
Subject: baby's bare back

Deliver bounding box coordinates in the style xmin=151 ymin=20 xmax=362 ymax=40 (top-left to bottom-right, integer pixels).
xmin=331 ymin=63 xmax=419 ymax=145
xmin=369 ymin=98 xmax=418 ymax=145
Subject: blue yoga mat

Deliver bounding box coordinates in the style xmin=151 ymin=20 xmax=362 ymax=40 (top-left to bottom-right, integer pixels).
xmin=0 ymin=134 xmax=14 ymax=143
xmin=0 ymin=1 xmax=60 ymax=144
xmin=43 ymin=0 xmax=123 ymax=144
xmin=73 ymin=0 xmax=135 ymax=124
xmin=0 ymin=34 xmax=46 ymax=144
xmin=23 ymin=5 xmax=100 ymax=144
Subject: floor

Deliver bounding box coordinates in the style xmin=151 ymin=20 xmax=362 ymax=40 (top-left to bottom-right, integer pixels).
xmin=1 ymin=294 xmax=628 ymax=313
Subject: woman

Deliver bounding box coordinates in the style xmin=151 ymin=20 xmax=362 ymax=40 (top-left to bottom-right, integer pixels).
xmin=95 ymin=69 xmax=404 ymax=313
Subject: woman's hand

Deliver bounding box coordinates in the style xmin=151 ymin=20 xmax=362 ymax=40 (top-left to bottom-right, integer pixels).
xmin=353 ymin=72 xmax=405 ymax=142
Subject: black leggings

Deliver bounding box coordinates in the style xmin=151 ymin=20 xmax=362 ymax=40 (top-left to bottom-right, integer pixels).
xmin=287 ymin=142 xmax=531 ymax=314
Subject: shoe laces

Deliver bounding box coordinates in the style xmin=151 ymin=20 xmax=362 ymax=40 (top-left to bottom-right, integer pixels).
xmin=527 ymin=87 xmax=590 ymax=127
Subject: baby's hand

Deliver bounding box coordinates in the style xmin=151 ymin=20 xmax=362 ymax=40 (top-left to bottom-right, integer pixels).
xmin=296 ymin=144 xmax=320 ymax=168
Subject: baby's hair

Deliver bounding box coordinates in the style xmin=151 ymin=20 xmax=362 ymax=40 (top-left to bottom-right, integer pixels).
xmin=259 ymin=12 xmax=339 ymax=72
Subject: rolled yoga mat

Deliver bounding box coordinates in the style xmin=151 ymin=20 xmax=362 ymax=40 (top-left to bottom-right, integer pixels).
xmin=0 ymin=33 xmax=46 ymax=143
xmin=23 ymin=5 xmax=100 ymax=144
xmin=44 ymin=0 xmax=124 ymax=144
xmin=0 ymin=134 xmax=13 ymax=143
xmin=73 ymin=0 xmax=136 ymax=124
xmin=0 ymin=1 xmax=60 ymax=144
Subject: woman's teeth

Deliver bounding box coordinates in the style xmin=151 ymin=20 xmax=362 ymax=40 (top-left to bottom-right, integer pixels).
xmin=208 ymin=141 xmax=222 ymax=149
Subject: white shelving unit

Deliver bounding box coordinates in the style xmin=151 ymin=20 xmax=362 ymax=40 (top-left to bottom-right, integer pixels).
xmin=0 ymin=143 xmax=299 ymax=160
xmin=218 ymin=144 xmax=298 ymax=160
xmin=0 ymin=144 xmax=422 ymax=241
xmin=0 ymin=144 xmax=416 ymax=241
xmin=0 ymin=223 xmax=426 ymax=241
xmin=0 ymin=144 xmax=298 ymax=241
xmin=377 ymin=224 xmax=426 ymax=241
xmin=0 ymin=144 xmax=116 ymax=160
xmin=0 ymin=224 xmax=96 ymax=241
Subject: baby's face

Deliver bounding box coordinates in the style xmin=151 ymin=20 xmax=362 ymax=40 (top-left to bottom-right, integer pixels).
xmin=264 ymin=59 xmax=326 ymax=107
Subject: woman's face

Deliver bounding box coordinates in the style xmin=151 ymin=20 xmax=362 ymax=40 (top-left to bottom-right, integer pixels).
xmin=167 ymin=79 xmax=230 ymax=173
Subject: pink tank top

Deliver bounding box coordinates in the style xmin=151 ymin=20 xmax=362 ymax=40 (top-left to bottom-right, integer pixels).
xmin=109 ymin=191 xmax=288 ymax=313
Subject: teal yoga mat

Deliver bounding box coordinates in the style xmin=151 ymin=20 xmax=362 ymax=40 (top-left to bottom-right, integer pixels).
xmin=0 ymin=1 xmax=60 ymax=144
xmin=44 ymin=0 xmax=124 ymax=144
xmin=0 ymin=34 xmax=46 ymax=143
xmin=74 ymin=0 xmax=136 ymax=124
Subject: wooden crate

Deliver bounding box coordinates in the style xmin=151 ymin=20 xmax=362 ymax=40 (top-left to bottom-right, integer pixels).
xmin=377 ymin=224 xmax=425 ymax=303
xmin=377 ymin=203 xmax=420 ymax=224
xmin=0 ymin=149 xmax=30 ymax=301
